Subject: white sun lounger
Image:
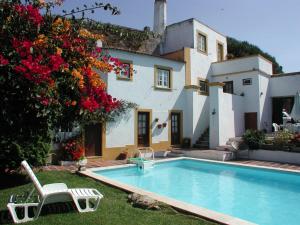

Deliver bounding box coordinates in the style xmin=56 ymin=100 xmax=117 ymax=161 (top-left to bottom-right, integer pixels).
xmin=7 ymin=160 xmax=103 ymax=223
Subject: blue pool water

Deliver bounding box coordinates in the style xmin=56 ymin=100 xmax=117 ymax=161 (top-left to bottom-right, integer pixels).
xmin=95 ymin=159 xmax=300 ymax=225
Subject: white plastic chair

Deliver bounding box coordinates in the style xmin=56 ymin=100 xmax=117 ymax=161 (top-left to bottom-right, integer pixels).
xmin=7 ymin=161 xmax=103 ymax=223
xmin=272 ymin=123 xmax=281 ymax=132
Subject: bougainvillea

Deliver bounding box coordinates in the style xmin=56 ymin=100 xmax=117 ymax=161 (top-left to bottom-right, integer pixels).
xmin=62 ymin=138 xmax=85 ymax=161
xmin=0 ymin=0 xmax=130 ymax=173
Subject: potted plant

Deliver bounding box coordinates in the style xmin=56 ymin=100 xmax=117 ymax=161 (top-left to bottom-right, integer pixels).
xmin=60 ymin=137 xmax=86 ymax=166
xmin=74 ymin=146 xmax=87 ymax=166
xmin=243 ymin=129 xmax=265 ymax=150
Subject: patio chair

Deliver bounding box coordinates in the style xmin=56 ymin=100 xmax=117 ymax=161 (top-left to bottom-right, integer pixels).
xmin=272 ymin=123 xmax=280 ymax=132
xmin=7 ymin=160 xmax=103 ymax=223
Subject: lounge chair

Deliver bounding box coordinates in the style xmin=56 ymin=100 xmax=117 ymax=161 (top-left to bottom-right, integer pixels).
xmin=7 ymin=160 xmax=103 ymax=223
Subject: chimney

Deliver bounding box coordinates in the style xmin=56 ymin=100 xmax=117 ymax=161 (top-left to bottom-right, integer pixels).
xmin=153 ymin=0 xmax=167 ymax=35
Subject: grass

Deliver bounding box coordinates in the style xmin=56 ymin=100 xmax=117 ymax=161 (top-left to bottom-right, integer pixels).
xmin=0 ymin=171 xmax=216 ymax=225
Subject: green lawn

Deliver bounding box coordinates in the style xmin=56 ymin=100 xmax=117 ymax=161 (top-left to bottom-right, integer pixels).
xmin=0 ymin=171 xmax=216 ymax=225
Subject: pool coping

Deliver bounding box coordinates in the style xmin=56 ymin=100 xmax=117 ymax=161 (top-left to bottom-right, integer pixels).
xmin=80 ymin=157 xmax=300 ymax=225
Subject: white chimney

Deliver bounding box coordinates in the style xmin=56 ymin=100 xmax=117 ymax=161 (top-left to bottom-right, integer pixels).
xmin=153 ymin=0 xmax=167 ymax=35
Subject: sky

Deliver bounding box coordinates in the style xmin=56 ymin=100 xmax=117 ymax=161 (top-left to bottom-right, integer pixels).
xmin=53 ymin=0 xmax=300 ymax=73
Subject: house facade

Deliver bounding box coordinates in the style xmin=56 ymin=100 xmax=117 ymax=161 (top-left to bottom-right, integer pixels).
xmin=84 ymin=0 xmax=300 ymax=159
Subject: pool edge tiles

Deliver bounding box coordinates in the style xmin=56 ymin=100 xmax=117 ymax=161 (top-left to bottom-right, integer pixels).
xmin=80 ymin=157 xmax=259 ymax=225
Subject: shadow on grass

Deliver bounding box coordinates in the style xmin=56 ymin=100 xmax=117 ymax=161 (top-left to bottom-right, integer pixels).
xmin=0 ymin=202 xmax=76 ymax=224
xmin=0 ymin=173 xmax=29 ymax=190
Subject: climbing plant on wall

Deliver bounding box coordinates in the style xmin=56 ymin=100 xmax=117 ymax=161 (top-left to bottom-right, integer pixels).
xmin=0 ymin=0 xmax=133 ymax=173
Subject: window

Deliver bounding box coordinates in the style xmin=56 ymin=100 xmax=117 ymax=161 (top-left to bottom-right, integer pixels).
xmin=197 ymin=32 xmax=207 ymax=53
xmin=243 ymin=78 xmax=252 ymax=85
xmin=223 ymin=81 xmax=234 ymax=94
xmin=155 ymin=67 xmax=171 ymax=89
xmin=217 ymin=42 xmax=224 ymax=61
xmin=199 ymin=79 xmax=209 ymax=95
xmin=117 ymin=61 xmax=133 ymax=80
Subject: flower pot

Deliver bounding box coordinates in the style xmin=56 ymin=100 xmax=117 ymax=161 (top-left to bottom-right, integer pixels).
xmin=78 ymin=158 xmax=87 ymax=166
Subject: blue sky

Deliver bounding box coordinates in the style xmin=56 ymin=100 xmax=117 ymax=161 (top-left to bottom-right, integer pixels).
xmin=54 ymin=0 xmax=300 ymax=73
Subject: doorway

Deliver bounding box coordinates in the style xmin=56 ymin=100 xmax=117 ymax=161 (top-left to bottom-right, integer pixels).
xmin=245 ymin=112 xmax=258 ymax=130
xmin=84 ymin=123 xmax=102 ymax=157
xmin=137 ymin=112 xmax=150 ymax=147
xmin=171 ymin=112 xmax=181 ymax=145
xmin=272 ymin=97 xmax=294 ymax=124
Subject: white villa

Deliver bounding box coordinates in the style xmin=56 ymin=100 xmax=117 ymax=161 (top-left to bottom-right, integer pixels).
xmin=83 ymin=0 xmax=300 ymax=160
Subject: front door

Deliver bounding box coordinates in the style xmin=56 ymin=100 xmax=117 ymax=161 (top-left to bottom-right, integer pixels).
xmin=245 ymin=113 xmax=257 ymax=130
xmin=137 ymin=112 xmax=150 ymax=147
xmin=84 ymin=123 xmax=102 ymax=157
xmin=171 ymin=112 xmax=181 ymax=145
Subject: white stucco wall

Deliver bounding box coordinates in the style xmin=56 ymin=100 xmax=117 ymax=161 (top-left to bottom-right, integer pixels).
xmin=212 ymin=71 xmax=260 ymax=113
xmin=270 ymin=74 xmax=300 ymax=97
xmin=189 ymin=91 xmax=209 ymax=144
xmin=212 ymin=71 xmax=273 ymax=132
xmin=104 ymin=49 xmax=186 ymax=148
xmin=219 ymin=93 xmax=245 ymax=145
xmin=258 ymin=74 xmax=272 ymax=131
xmin=211 ymin=56 xmax=273 ymax=76
xmin=163 ymin=20 xmax=194 ymax=53
xmin=193 ymin=20 xmax=227 ymax=64
xmin=209 ymin=85 xmax=245 ymax=148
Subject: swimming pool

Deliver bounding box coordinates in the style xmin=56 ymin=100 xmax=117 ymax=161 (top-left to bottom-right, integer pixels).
xmin=91 ymin=158 xmax=300 ymax=225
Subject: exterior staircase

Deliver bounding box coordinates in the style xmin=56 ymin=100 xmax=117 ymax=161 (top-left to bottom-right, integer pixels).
xmin=193 ymin=128 xmax=209 ymax=149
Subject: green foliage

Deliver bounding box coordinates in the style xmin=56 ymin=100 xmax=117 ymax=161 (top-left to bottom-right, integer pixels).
xmin=243 ymin=130 xmax=266 ymax=149
xmin=0 ymin=1 xmax=132 ymax=173
xmin=273 ymin=130 xmax=293 ymax=147
xmin=227 ymin=37 xmax=283 ymax=74
xmin=0 ymin=134 xmax=51 ymax=173
xmin=82 ymin=19 xmax=156 ymax=50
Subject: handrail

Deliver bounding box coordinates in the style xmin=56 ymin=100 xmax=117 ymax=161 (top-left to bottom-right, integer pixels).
xmin=137 ymin=147 xmax=155 ymax=161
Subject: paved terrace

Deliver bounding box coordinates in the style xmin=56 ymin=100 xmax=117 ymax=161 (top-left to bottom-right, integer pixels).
xmin=42 ymin=158 xmax=300 ymax=172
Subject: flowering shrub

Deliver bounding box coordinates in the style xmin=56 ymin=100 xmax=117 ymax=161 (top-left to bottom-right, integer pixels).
xmin=0 ymin=0 xmax=130 ymax=173
xmin=62 ymin=139 xmax=85 ymax=161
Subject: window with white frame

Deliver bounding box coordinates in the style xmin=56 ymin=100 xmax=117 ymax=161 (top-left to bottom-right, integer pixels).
xmin=156 ymin=68 xmax=171 ymax=89
xmin=197 ymin=32 xmax=207 ymax=53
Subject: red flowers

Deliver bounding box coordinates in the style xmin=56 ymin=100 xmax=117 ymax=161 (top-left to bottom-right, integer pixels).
xmin=0 ymin=54 xmax=8 ymax=66
xmin=81 ymin=97 xmax=100 ymax=112
xmin=12 ymin=39 xmax=33 ymax=58
xmin=14 ymin=4 xmax=43 ymax=26
xmin=63 ymin=139 xmax=85 ymax=161
xmin=49 ymin=54 xmax=65 ymax=72
xmin=14 ymin=55 xmax=52 ymax=84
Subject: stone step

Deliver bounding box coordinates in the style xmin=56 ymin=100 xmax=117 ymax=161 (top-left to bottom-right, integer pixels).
xmin=184 ymin=150 xmax=234 ymax=161
xmin=193 ymin=144 xmax=209 ymax=149
xmin=198 ymin=137 xmax=209 ymax=141
xmin=196 ymin=140 xmax=209 ymax=145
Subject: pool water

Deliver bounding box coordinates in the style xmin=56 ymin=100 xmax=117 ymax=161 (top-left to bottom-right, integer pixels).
xmin=95 ymin=159 xmax=300 ymax=225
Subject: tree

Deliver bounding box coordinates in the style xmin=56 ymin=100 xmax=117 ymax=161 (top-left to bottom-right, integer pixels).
xmin=0 ymin=0 xmax=129 ymax=173
xmin=227 ymin=37 xmax=283 ymax=74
